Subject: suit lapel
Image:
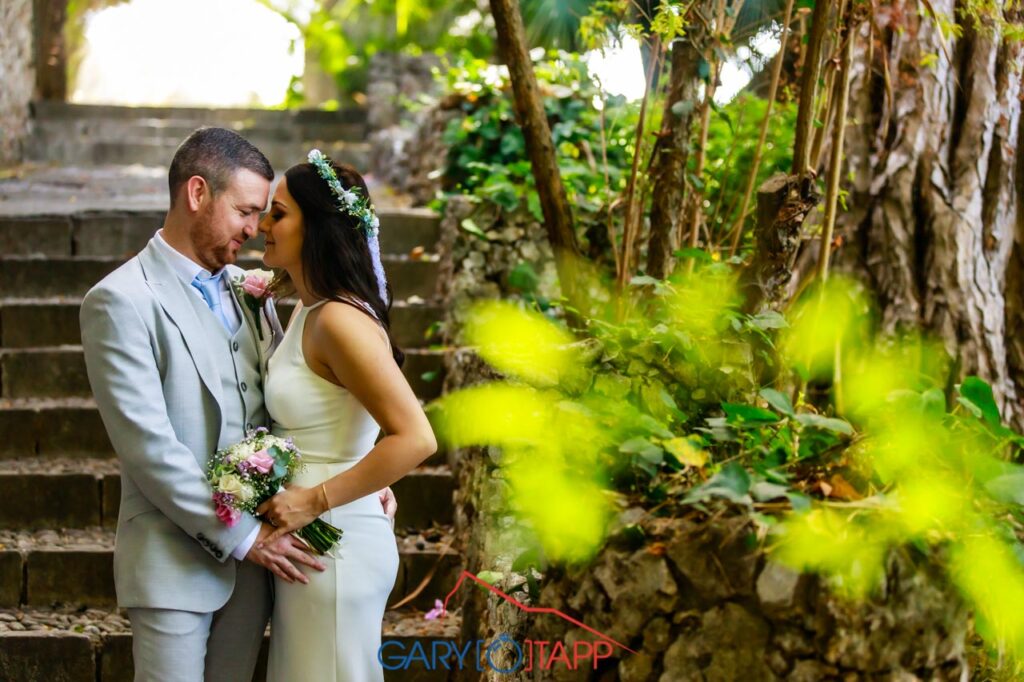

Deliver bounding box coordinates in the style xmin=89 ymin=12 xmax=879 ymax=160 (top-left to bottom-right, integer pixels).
xmin=138 ymin=240 xmax=225 ymax=424
xmin=226 ymin=266 xmax=270 ymax=376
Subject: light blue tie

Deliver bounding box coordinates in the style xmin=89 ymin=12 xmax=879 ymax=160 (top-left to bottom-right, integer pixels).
xmin=191 ymin=271 xmax=232 ymax=332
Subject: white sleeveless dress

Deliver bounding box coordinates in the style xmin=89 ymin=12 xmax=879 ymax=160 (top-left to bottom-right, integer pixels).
xmin=264 ymin=299 xmax=399 ymax=682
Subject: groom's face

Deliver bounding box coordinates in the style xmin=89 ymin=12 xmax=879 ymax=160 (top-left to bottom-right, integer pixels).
xmin=191 ymin=168 xmax=271 ymax=271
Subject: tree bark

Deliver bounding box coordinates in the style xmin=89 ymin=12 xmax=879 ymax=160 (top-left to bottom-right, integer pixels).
xmin=489 ymin=0 xmax=583 ymax=302
xmin=837 ymin=0 xmax=1024 ymax=425
xmin=646 ymin=30 xmax=707 ymax=279
xmin=33 ymin=0 xmax=68 ymax=100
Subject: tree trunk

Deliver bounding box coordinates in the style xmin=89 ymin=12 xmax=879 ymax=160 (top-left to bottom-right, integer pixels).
xmin=33 ymin=0 xmax=68 ymax=100
xmin=646 ymin=27 xmax=708 ymax=279
xmin=836 ymin=0 xmax=1024 ymax=425
xmin=489 ymin=0 xmax=583 ymax=302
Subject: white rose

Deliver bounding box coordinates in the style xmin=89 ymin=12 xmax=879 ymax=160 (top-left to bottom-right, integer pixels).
xmin=219 ymin=474 xmax=245 ymax=498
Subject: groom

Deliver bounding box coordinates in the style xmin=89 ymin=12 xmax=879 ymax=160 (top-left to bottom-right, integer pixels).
xmin=81 ymin=127 xmax=395 ymax=681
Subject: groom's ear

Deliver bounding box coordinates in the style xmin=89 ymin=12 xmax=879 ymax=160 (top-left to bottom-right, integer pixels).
xmin=185 ymin=175 xmax=210 ymax=213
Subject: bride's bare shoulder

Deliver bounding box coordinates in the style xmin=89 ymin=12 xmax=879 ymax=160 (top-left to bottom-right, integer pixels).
xmin=308 ymin=299 xmax=388 ymax=352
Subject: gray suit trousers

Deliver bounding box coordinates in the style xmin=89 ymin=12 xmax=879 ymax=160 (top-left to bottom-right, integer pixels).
xmin=128 ymin=560 xmax=272 ymax=682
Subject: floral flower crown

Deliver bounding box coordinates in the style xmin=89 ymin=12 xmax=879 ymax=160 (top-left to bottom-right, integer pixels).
xmin=306 ymin=149 xmax=388 ymax=303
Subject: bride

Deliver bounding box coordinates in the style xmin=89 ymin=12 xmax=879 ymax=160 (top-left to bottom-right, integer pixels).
xmin=254 ymin=150 xmax=437 ymax=681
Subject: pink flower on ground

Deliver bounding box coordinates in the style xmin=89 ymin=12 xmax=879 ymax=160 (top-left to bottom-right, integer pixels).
xmin=424 ymin=599 xmax=446 ymax=620
xmin=215 ymin=502 xmax=240 ymax=527
xmin=241 ymin=274 xmax=269 ymax=299
xmin=243 ymin=449 xmax=275 ymax=474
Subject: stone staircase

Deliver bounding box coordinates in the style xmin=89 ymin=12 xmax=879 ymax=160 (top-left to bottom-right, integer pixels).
xmin=26 ymin=102 xmax=373 ymax=171
xmin=0 ymin=106 xmax=459 ymax=681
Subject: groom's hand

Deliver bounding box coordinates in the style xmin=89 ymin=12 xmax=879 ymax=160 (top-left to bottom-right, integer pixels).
xmin=245 ymin=522 xmax=325 ymax=584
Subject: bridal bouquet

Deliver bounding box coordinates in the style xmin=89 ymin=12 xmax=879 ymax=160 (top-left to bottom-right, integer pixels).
xmin=207 ymin=427 xmax=343 ymax=555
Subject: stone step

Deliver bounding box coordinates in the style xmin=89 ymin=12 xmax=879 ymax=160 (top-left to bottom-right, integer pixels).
xmin=0 ymin=206 xmax=439 ymax=257
xmin=0 ymin=298 xmax=443 ymax=349
xmin=0 ymin=346 xmax=445 ymax=401
xmin=0 ymin=209 xmax=441 ymax=259
xmin=31 ymin=117 xmax=368 ymax=146
xmin=0 ymin=255 xmax=439 ymax=301
xmin=0 ymin=459 xmax=454 ymax=531
xmin=31 ymin=100 xmax=369 ymax=128
xmin=0 ymin=605 xmax=458 ymax=682
xmin=49 ymin=140 xmax=374 ymax=174
xmin=0 ymin=528 xmax=460 ymax=612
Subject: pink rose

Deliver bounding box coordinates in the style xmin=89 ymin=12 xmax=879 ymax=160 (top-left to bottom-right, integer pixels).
xmin=245 ymin=449 xmax=275 ymax=474
xmin=241 ymin=274 xmax=269 ymax=299
xmin=215 ymin=502 xmax=240 ymax=527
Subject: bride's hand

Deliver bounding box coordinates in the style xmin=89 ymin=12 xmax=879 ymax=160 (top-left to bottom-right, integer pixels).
xmin=256 ymin=484 xmax=327 ymax=545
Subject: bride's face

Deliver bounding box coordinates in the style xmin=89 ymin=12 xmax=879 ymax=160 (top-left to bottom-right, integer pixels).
xmin=258 ymin=178 xmax=303 ymax=271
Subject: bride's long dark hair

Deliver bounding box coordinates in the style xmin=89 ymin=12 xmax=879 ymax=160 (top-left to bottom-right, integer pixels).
xmin=271 ymin=160 xmax=404 ymax=367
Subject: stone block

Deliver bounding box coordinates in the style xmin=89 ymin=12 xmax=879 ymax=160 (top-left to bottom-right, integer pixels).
xmin=0 ymin=302 xmax=81 ymax=347
xmin=0 ymin=257 xmax=118 ymax=298
xmin=1 ymin=349 xmax=91 ymax=399
xmin=101 ymin=473 xmax=121 ymax=528
xmin=99 ymin=632 xmax=134 ymax=682
xmin=0 ymin=473 xmax=101 ymax=529
xmin=34 ymin=406 xmax=113 ymax=458
xmin=402 ymin=351 xmax=445 ymax=401
xmin=392 ymin=469 xmax=454 ymax=529
xmin=0 ymin=217 xmax=72 ymax=256
xmin=0 ymin=631 xmax=95 ymax=681
xmin=72 ymin=212 xmax=163 ymax=257
xmin=27 ymin=550 xmax=116 ymax=606
xmin=0 ymin=551 xmax=24 ymax=606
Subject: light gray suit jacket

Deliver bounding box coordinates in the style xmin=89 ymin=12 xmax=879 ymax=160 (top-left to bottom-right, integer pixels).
xmin=81 ymin=238 xmax=283 ymax=612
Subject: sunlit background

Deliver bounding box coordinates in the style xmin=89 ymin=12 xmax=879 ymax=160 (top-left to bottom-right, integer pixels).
xmin=71 ymin=0 xmax=777 ymax=107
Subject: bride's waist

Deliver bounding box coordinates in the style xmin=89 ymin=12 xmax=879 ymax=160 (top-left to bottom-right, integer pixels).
xmin=272 ymin=428 xmax=376 ymax=465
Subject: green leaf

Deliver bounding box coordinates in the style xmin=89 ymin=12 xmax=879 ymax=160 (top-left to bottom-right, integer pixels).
xmin=683 ymin=463 xmax=752 ymax=505
xmin=722 ymin=402 xmax=780 ymax=424
xmin=511 ymin=547 xmax=545 ymax=573
xmin=786 ymin=492 xmax=812 ymax=511
xmin=750 ymin=481 xmax=790 ymax=502
xmin=794 ymin=413 xmax=854 ymax=436
xmin=698 ymin=58 xmax=712 ymax=82
xmin=420 ymin=370 xmax=440 ymax=383
xmin=459 ymin=218 xmax=490 ymax=240
xmin=671 ymin=99 xmax=696 ymax=117
xmin=759 ymin=388 xmax=795 ymax=416
xmin=620 ymin=437 xmax=663 ymax=461
xmin=959 ymin=376 xmax=1001 ymax=426
xmin=984 ymin=473 xmax=1024 ymax=505
xmin=673 ymin=247 xmax=712 ymax=262
xmin=749 ymin=311 xmax=789 ymax=330
xmin=476 ymin=570 xmax=504 ymax=586
xmin=508 ymin=262 xmax=540 ymax=294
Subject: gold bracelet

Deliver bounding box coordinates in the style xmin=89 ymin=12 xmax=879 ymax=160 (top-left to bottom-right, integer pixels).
xmin=320 ymin=483 xmax=331 ymax=513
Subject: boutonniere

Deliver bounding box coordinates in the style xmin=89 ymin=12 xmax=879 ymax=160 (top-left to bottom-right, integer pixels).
xmin=231 ymin=269 xmax=274 ymax=341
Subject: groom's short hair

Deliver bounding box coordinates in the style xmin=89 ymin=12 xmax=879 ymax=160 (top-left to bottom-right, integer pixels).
xmin=168 ymin=128 xmax=274 ymax=207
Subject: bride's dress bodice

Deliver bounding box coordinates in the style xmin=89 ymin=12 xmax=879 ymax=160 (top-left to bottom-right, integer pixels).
xmin=264 ymin=300 xmax=380 ymax=467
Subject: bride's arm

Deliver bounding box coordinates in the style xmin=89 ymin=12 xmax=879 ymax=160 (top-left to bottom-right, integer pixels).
xmin=257 ymin=302 xmax=436 ymax=540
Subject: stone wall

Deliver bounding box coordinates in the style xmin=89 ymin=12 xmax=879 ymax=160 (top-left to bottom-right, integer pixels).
xmin=1 ymin=0 xmax=35 ymax=166
xmin=525 ymin=511 xmax=968 ymax=681
xmin=366 ymin=52 xmax=451 ymax=205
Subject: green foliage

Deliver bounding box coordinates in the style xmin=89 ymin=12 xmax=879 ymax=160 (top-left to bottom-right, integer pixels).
xmin=261 ymin=0 xmax=492 ymax=105
xmin=437 ymin=51 xmax=640 ymax=239
xmin=433 ymin=270 xmax=1024 ymax=662
xmin=701 ymin=94 xmax=798 ymax=248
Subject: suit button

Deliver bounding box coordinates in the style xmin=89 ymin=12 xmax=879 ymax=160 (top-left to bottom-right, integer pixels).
xmin=241 ymin=382 xmax=248 ymax=392
xmin=232 ymin=341 xmax=239 ymax=352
